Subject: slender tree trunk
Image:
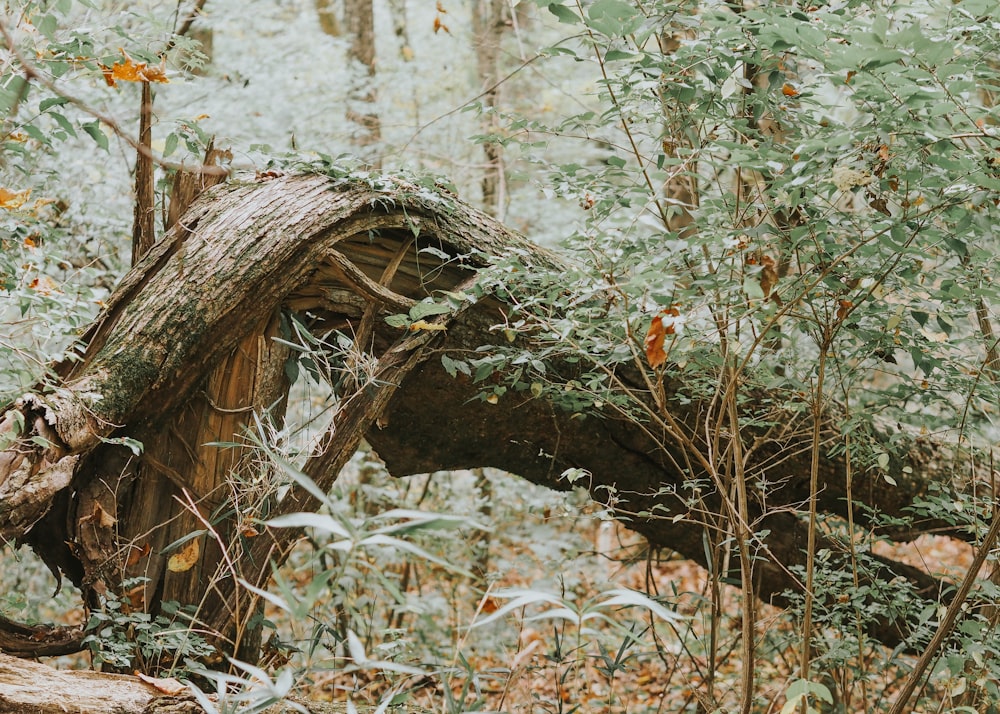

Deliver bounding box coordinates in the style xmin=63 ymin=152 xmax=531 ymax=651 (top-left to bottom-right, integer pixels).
xmin=471 ymin=0 xmax=508 ymax=219
xmin=345 ymin=0 xmax=381 ymax=168
xmin=132 ymin=82 xmax=155 ymax=260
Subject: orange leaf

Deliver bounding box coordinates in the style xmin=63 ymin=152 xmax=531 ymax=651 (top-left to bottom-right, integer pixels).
xmin=240 ymin=521 xmax=260 ymax=538
xmin=166 ymin=537 xmax=200 ymax=573
xmin=644 ymin=307 xmax=679 ymax=369
xmin=436 ymin=1 xmax=447 ymax=12
xmin=836 ymin=299 xmax=853 ymax=322
xmin=433 ymin=16 xmax=450 ymax=33
xmin=759 ymin=254 xmax=778 ymax=298
xmin=0 ymin=187 xmax=31 ymax=210
xmin=137 ymin=673 xmax=188 ymax=696
xmin=99 ymin=49 xmax=169 ymax=88
xmin=126 ymin=542 xmax=151 ymax=567
xmin=781 ymin=82 xmax=799 ymax=97
xmin=125 ymin=583 xmax=145 ymax=610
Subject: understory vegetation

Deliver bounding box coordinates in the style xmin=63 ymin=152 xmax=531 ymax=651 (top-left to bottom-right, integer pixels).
xmin=4 ymin=0 xmax=1000 ymax=713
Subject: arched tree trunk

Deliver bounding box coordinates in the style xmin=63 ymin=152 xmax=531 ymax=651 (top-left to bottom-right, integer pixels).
xmin=0 ymin=172 xmax=985 ymax=664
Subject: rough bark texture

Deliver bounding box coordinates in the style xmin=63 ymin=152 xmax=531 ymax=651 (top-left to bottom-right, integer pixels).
xmin=0 ymin=653 xmax=424 ymax=714
xmin=0 ymin=172 xmax=982 ymax=663
xmin=471 ymin=0 xmax=508 ymax=219
xmin=345 ymin=0 xmax=381 ymax=166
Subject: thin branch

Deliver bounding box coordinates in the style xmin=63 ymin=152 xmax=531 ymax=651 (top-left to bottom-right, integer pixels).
xmin=0 ymin=18 xmax=226 ymax=179
xmin=325 ymin=248 xmax=417 ymax=313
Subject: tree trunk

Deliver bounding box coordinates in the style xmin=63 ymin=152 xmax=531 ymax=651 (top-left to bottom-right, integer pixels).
xmin=344 ymin=0 xmax=381 ymax=167
xmin=0 ymin=172 xmax=983 ymax=663
xmin=471 ymin=0 xmax=508 ymax=219
xmin=0 ymin=652 xmax=425 ymax=714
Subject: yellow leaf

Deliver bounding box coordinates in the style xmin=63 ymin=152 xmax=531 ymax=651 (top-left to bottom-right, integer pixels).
xmin=95 ymin=503 xmax=117 ymax=528
xmin=0 ymin=187 xmax=31 ymax=210
xmin=409 ymin=319 xmax=447 ymax=332
xmin=167 ymin=538 xmax=200 ymax=572
xmin=137 ymin=673 xmax=188 ymax=696
xmin=100 ymin=49 xmax=169 ymax=88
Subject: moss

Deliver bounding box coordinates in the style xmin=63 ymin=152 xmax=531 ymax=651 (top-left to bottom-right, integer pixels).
xmin=95 ymin=348 xmax=160 ymax=425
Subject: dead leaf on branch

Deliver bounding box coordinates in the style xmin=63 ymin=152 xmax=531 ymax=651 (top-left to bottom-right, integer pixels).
xmin=99 ymin=49 xmax=169 ymax=88
xmin=644 ymin=307 xmax=681 ymax=369
xmin=80 ymin=502 xmax=117 ymax=529
xmin=125 ymin=542 xmax=151 ymax=567
xmin=166 ymin=537 xmax=200 ymax=572
xmin=409 ymin=319 xmax=447 ymax=332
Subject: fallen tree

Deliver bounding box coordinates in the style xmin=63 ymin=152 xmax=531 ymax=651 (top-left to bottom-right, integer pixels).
xmin=0 ymin=652 xmax=416 ymax=713
xmin=0 ymin=171 xmax=988 ymax=664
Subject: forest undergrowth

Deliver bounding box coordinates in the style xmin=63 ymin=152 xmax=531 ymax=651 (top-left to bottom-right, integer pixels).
xmin=2 ymin=457 xmax=974 ymax=714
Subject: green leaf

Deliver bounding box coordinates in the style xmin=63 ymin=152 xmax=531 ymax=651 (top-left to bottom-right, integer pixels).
xmin=743 ymin=277 xmax=765 ymax=300
xmin=781 ymin=679 xmax=834 ymax=714
xmin=0 ymin=75 xmax=29 ymax=115
xmin=587 ymin=0 xmax=642 ymax=36
xmin=37 ymin=14 xmax=58 ymax=40
xmin=603 ymin=49 xmax=637 ymax=62
xmin=81 ymin=120 xmax=109 ymax=151
xmin=547 ymin=3 xmax=580 ymax=24
xmin=163 ymin=132 xmax=179 ymax=158
xmin=50 ymin=111 xmax=77 ymax=137
xmin=442 ymin=353 xmax=472 ymax=378
xmin=267 ymin=512 xmax=351 ymax=539
xmin=860 ymin=49 xmax=907 ymax=71
xmin=409 ymin=300 xmax=452 ymax=320
xmin=384 ymin=313 xmax=410 ymax=328
xmin=39 ymin=96 xmax=71 ymax=112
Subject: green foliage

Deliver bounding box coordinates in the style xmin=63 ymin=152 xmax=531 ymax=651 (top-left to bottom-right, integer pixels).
xmin=465 ymin=0 xmax=1000 ymax=709
xmin=82 ymin=586 xmax=215 ymax=674
xmin=4 ymin=0 xmax=1000 ymax=711
xmin=487 ymin=0 xmax=1000 ymax=438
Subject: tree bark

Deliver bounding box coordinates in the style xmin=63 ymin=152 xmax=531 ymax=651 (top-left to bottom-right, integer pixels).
xmin=0 ymin=652 xmax=425 ymax=714
xmin=471 ymin=0 xmax=508 ymax=219
xmin=0 ymin=172 xmax=982 ymax=661
xmin=344 ymin=0 xmax=381 ymax=167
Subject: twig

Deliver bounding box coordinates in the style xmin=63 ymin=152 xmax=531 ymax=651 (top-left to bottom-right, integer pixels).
xmin=887 ymin=503 xmax=1000 ymax=714
xmin=0 ymin=18 xmax=226 ymax=179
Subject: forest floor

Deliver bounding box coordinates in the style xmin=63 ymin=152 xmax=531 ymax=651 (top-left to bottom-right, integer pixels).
xmin=0 ymin=463 xmax=978 ymax=713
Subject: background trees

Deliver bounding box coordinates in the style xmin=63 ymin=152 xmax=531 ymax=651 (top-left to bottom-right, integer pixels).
xmin=3 ymin=0 xmax=1000 ymax=712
